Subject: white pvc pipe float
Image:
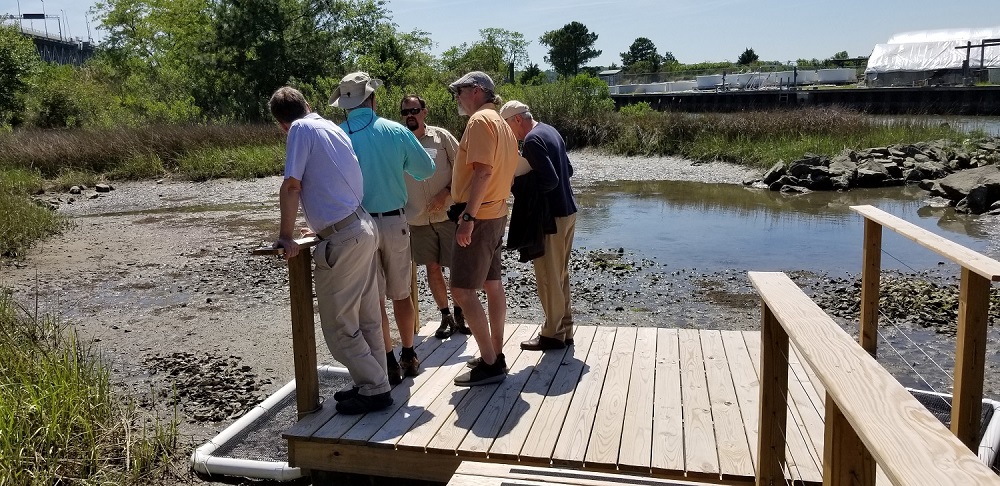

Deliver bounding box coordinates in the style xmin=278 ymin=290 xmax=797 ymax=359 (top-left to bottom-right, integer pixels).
xmin=190 ymin=365 xmax=352 ymax=481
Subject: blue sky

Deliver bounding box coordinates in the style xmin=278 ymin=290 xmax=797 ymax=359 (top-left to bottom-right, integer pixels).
xmin=4 ymin=0 xmax=998 ymax=67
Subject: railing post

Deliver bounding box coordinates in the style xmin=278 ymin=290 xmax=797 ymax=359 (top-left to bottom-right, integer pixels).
xmin=823 ymin=396 xmax=875 ymax=486
xmin=757 ymin=304 xmax=789 ymax=486
xmin=288 ymin=249 xmax=319 ymax=419
xmin=952 ymin=267 xmax=990 ymax=451
xmin=859 ymin=218 xmax=882 ymax=357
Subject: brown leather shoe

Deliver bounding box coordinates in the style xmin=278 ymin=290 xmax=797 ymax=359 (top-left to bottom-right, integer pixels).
xmin=521 ymin=334 xmax=566 ymax=351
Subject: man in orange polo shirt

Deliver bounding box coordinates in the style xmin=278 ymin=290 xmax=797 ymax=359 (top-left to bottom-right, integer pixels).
xmin=447 ymin=71 xmax=519 ymax=387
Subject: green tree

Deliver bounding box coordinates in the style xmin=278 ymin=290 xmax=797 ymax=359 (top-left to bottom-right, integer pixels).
xmin=0 ymin=25 xmax=42 ymax=126
xmin=518 ymin=63 xmax=545 ymax=85
xmin=479 ymin=28 xmax=529 ymax=82
xmin=539 ymin=21 xmax=601 ymax=77
xmin=737 ymin=47 xmax=759 ymax=65
xmin=620 ymin=37 xmax=661 ymax=73
xmin=832 ymin=51 xmax=849 ymax=60
xmin=662 ymin=51 xmax=677 ymax=66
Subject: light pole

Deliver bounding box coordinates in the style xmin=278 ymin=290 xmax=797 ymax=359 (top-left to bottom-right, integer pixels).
xmin=41 ymin=0 xmax=48 ymax=37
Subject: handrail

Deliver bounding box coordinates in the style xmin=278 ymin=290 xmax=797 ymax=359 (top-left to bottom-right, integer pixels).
xmin=851 ymin=205 xmax=994 ymax=450
xmin=851 ymin=205 xmax=1000 ymax=281
xmin=749 ymin=271 xmax=1000 ymax=486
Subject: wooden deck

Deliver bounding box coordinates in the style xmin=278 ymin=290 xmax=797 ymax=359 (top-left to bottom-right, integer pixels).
xmin=284 ymin=322 xmax=826 ymax=485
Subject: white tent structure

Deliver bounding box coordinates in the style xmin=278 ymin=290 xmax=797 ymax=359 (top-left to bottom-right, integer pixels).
xmin=865 ymin=26 xmax=1000 ymax=87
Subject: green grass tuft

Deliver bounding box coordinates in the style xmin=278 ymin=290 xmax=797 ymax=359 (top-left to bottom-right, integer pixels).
xmin=0 ymin=289 xmax=177 ymax=483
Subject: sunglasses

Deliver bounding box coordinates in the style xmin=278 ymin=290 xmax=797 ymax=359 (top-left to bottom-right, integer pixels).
xmin=400 ymin=108 xmax=423 ymax=116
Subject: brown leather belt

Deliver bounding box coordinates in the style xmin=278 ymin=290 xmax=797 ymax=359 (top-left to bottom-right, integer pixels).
xmin=317 ymin=209 xmax=361 ymax=239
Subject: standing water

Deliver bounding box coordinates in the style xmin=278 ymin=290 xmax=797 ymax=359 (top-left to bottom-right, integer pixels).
xmin=575 ymin=179 xmax=1000 ymax=275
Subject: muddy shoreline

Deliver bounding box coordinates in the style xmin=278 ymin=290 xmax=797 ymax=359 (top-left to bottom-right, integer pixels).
xmin=5 ymin=149 xmax=998 ymax=484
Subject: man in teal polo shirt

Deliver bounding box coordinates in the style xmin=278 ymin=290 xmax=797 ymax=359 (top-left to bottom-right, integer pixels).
xmin=330 ymin=72 xmax=435 ymax=385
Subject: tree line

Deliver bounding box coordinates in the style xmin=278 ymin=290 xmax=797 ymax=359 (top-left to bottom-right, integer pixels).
xmin=0 ymin=0 xmax=858 ymax=130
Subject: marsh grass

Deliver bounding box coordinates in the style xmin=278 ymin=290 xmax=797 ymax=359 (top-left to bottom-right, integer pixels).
xmin=178 ymin=144 xmax=285 ymax=181
xmin=0 ymin=169 xmax=62 ymax=257
xmin=0 ymin=289 xmax=177 ymax=484
xmin=0 ymin=124 xmax=282 ymax=178
xmin=594 ymin=107 xmax=973 ymax=168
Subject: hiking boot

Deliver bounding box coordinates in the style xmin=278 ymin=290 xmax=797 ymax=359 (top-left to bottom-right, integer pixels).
xmin=333 ymin=385 xmax=359 ymax=402
xmin=454 ymin=311 xmax=471 ymax=335
xmin=335 ymin=391 xmax=393 ymax=415
xmin=466 ymin=353 xmax=507 ymax=372
xmin=521 ymin=334 xmax=566 ymax=351
xmin=387 ymin=361 xmax=402 ymax=386
xmin=454 ymin=360 xmax=506 ymax=387
xmin=400 ymin=354 xmax=420 ymax=377
xmin=435 ymin=314 xmax=456 ymax=339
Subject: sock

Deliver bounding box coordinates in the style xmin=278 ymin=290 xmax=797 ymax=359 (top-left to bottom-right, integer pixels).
xmin=454 ymin=306 xmax=463 ymax=317
xmin=386 ymin=351 xmax=398 ymax=366
xmin=440 ymin=307 xmax=451 ymax=315
xmin=401 ymin=346 xmax=416 ymax=360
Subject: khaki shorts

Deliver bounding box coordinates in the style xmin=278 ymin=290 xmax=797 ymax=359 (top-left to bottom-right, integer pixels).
xmin=409 ymin=220 xmax=457 ymax=267
xmin=371 ymin=213 xmax=412 ymax=300
xmin=451 ymin=216 xmax=506 ymax=290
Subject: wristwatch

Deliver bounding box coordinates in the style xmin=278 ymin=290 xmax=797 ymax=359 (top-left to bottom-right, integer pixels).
xmin=461 ymin=213 xmax=476 ymax=222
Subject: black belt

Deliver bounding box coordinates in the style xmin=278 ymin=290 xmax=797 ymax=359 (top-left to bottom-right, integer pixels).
xmin=317 ymin=209 xmax=361 ymax=239
xmin=369 ymin=208 xmax=403 ymax=217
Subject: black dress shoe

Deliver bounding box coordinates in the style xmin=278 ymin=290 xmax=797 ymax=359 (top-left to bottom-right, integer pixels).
xmin=521 ymin=334 xmax=566 ymax=351
xmin=335 ymin=391 xmax=393 ymax=415
xmin=333 ymin=385 xmax=359 ymax=402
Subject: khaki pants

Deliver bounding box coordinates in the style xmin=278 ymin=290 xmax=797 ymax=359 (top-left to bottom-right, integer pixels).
xmin=314 ymin=213 xmax=390 ymax=396
xmin=533 ymin=213 xmax=576 ymax=341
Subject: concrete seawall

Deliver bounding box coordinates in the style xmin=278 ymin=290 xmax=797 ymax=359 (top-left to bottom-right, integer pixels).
xmin=613 ymin=86 xmax=1000 ymax=115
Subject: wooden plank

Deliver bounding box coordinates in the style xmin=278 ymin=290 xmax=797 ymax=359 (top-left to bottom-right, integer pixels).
xmin=550 ymin=326 xmax=618 ymax=467
xmin=585 ymin=326 xmax=638 ymax=469
xmin=651 ymin=328 xmax=684 ymax=475
xmin=496 ymin=326 xmax=599 ymax=461
xmin=823 ymin=396 xmax=875 ymax=486
xmin=618 ymin=327 xmax=658 ymax=473
xmin=755 ymin=303 xmax=788 ymax=486
xmin=288 ymin=440 xmax=460 ymax=482
xmin=250 ymin=236 xmax=320 ymax=255
xmin=749 ymin=271 xmax=1000 ymax=486
xmin=678 ymin=328 xmax=719 ymax=476
xmin=850 ymin=205 xmax=1000 ymax=281
xmin=368 ymin=332 xmax=474 ymax=446
xmin=787 ymin=348 xmax=826 ymax=462
xmin=700 ymin=330 xmax=754 ymax=479
xmin=745 ymin=330 xmax=823 ymax=484
xmin=288 ymin=249 xmax=319 ymax=419
xmin=859 ymin=217 xmax=882 ymax=356
xmin=336 ymin=327 xmax=464 ymax=444
xmin=283 ymin=319 xmax=440 ymax=442
xmin=395 ymin=323 xmax=533 ymax=452
xmin=720 ymin=331 xmax=759 ymax=473
xmin=952 ymin=267 xmax=991 ymax=451
xmin=424 ymin=324 xmax=539 ymax=454
xmin=457 ymin=331 xmax=551 ymax=457
xmin=449 ymin=461 xmax=718 ymax=486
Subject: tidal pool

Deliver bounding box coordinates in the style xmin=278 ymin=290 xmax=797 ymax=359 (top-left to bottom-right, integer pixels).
xmin=574 ymin=180 xmax=1000 ymax=275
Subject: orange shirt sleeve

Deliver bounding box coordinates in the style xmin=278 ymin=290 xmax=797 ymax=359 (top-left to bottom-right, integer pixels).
xmin=462 ymin=115 xmax=498 ymax=170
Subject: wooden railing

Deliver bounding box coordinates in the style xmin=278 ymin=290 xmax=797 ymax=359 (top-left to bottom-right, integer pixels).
xmin=253 ymin=236 xmax=322 ymax=419
xmin=852 ymin=204 xmax=1000 ymax=450
xmin=252 ymin=235 xmax=422 ymax=420
xmin=750 ymin=271 xmax=1000 ymax=486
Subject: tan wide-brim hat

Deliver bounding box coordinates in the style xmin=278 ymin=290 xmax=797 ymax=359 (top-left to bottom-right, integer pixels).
xmin=329 ymin=72 xmax=383 ymax=109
